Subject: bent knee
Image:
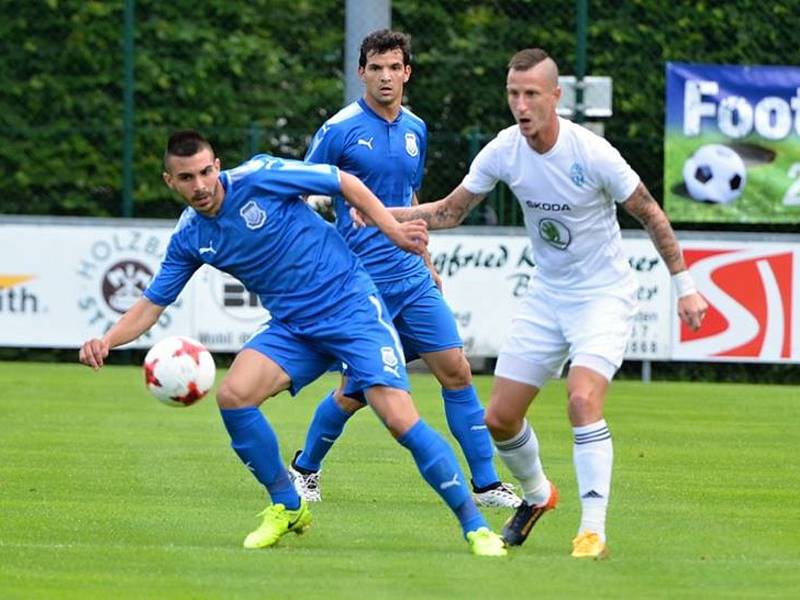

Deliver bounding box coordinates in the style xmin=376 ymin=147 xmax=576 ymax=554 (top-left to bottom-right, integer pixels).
xmin=332 ymin=388 xmax=366 ymax=415
xmin=567 ymin=391 xmax=603 ymax=425
xmin=216 ymin=380 xmax=266 ymax=409
xmin=484 ymin=405 xmax=522 ymax=440
xmin=436 ymin=354 xmax=473 ymax=389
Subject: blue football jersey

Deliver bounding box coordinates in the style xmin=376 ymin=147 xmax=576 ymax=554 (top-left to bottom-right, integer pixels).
xmin=305 ymin=98 xmax=428 ymax=283
xmin=144 ymin=154 xmax=376 ymax=326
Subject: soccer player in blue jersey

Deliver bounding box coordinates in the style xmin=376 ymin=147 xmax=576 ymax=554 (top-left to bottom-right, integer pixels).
xmin=78 ymin=130 xmax=506 ymax=556
xmin=289 ymin=29 xmax=520 ymax=509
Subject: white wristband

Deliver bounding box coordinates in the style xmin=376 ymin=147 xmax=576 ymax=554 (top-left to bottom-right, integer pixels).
xmin=672 ymin=270 xmax=697 ymax=298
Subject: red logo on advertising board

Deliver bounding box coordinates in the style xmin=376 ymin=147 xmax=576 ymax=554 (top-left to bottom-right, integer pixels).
xmin=683 ymin=248 xmax=794 ymax=359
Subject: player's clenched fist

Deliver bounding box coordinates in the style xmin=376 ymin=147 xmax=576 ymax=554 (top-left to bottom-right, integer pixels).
xmin=79 ymin=338 xmax=110 ymax=370
xmin=677 ymin=293 xmax=708 ymax=332
xmin=394 ymin=219 xmax=428 ymax=255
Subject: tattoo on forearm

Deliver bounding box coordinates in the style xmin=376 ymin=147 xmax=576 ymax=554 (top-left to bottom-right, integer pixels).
xmin=398 ymin=200 xmax=470 ymax=228
xmin=626 ymin=185 xmax=686 ymax=273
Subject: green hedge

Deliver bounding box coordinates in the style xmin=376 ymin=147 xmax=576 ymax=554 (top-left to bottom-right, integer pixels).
xmin=1 ymin=1 xmax=797 ymax=221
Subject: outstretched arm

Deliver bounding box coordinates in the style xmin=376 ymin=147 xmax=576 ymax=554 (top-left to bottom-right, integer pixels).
xmin=339 ymin=171 xmax=428 ymax=255
xmin=412 ymin=193 xmax=443 ymax=290
xmin=79 ymin=297 xmax=165 ymax=369
xmin=353 ymin=185 xmax=488 ymax=230
xmin=622 ymin=182 xmax=708 ymax=330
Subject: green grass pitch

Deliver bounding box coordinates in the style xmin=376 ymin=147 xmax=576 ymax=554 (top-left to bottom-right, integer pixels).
xmin=1 ymin=361 xmax=798 ymax=599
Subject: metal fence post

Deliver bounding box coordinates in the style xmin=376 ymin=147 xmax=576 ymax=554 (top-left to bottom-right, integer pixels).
xmin=122 ymin=0 xmax=135 ymax=217
xmin=247 ymin=122 xmax=262 ymax=157
xmin=344 ymin=0 xmax=391 ymax=104
xmin=574 ymin=0 xmax=587 ymax=124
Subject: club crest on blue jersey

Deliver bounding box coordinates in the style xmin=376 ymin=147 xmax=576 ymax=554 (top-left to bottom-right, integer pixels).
xmin=240 ymin=200 xmax=267 ymax=230
xmin=405 ymin=132 xmax=419 ymax=157
xmin=381 ymin=346 xmax=399 ymax=367
xmin=381 ymin=345 xmax=401 ymax=377
xmin=570 ymin=162 xmax=585 ymax=187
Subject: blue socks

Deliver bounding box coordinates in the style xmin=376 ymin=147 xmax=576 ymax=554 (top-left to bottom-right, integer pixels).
xmin=442 ymin=385 xmax=498 ymax=489
xmin=220 ymin=407 xmax=300 ymax=509
xmin=297 ymin=386 xmax=499 ymax=492
xmin=399 ymin=419 xmax=487 ymax=537
xmin=295 ymin=390 xmax=352 ymax=472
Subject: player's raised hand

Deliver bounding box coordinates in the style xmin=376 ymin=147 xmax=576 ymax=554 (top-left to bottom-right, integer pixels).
xmin=677 ymin=292 xmax=708 ymax=331
xmin=390 ymin=219 xmax=429 ymax=255
xmin=79 ymin=338 xmax=110 ymax=370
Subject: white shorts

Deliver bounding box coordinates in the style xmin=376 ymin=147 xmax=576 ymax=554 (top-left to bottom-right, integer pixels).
xmin=495 ymin=283 xmax=638 ymax=388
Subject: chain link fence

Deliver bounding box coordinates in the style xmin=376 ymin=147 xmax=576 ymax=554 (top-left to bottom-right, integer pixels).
xmin=2 ymin=1 xmax=797 ymax=226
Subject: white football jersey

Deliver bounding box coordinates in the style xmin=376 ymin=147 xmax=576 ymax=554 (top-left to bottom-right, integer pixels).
xmin=462 ymin=117 xmax=640 ymax=294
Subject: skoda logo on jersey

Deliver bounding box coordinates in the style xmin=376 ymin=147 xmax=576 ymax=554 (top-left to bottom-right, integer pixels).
xmin=570 ymin=162 xmax=585 ymax=187
xmin=240 ymin=200 xmax=267 ymax=230
xmin=405 ymin=132 xmax=419 ymax=157
xmin=538 ymin=218 xmax=571 ymax=250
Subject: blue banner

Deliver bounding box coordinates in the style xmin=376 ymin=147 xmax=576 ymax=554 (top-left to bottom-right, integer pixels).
xmin=664 ymin=62 xmax=800 ymax=223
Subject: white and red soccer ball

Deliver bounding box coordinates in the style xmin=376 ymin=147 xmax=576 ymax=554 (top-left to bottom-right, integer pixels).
xmin=143 ymin=336 xmax=216 ymax=407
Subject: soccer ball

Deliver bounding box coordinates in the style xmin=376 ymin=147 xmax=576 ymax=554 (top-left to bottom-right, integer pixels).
xmin=682 ymin=144 xmax=747 ymax=204
xmin=143 ymin=336 xmax=216 ymax=407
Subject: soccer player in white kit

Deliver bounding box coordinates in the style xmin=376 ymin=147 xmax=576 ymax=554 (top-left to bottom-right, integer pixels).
xmin=356 ymin=48 xmax=708 ymax=558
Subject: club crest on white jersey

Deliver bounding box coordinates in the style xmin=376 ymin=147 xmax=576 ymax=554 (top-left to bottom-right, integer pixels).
xmin=240 ymin=200 xmax=267 ymax=230
xmin=570 ymin=162 xmax=585 ymax=187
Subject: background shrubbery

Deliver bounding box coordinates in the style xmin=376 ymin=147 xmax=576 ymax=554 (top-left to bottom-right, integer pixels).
xmin=2 ymin=1 xmax=797 ymax=222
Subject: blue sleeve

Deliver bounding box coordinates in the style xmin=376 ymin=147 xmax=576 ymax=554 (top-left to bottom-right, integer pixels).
xmin=143 ymin=235 xmax=200 ymax=306
xmin=305 ymin=121 xmax=344 ymax=166
xmin=414 ymin=122 xmax=428 ymax=192
xmin=247 ymin=155 xmax=342 ymax=198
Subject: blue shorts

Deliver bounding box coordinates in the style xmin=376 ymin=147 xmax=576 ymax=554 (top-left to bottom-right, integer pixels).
xmin=380 ymin=270 xmax=463 ymax=359
xmin=243 ymin=293 xmax=409 ymax=397
xmin=340 ymin=271 xmax=463 ymax=398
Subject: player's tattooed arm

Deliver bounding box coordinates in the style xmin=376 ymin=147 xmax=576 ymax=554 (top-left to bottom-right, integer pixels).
xmin=412 ymin=193 xmax=443 ymax=290
xmin=390 ymin=186 xmax=488 ymax=230
xmin=622 ymin=182 xmax=708 ymax=331
xmin=621 ymin=182 xmax=687 ymax=274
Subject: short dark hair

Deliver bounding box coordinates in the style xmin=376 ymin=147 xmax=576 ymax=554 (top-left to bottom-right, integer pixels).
xmin=163 ymin=129 xmax=215 ymax=169
xmin=508 ymin=48 xmax=552 ymax=71
xmin=359 ymin=29 xmax=411 ymax=67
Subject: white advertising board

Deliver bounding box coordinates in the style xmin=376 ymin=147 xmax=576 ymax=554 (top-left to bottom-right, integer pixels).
xmin=623 ymin=236 xmax=673 ymax=360
xmin=427 ymin=233 xmax=672 ymax=360
xmin=2 ymin=218 xmax=797 ymax=364
xmin=0 ymin=222 xmax=190 ymax=347
xmin=0 ymin=220 xmax=267 ymax=351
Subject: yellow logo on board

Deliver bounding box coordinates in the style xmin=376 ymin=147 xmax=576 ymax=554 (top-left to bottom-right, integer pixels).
xmin=0 ymin=275 xmax=34 ymax=288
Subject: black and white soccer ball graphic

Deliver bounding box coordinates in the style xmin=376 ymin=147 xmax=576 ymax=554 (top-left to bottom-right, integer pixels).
xmin=682 ymin=144 xmax=747 ymax=204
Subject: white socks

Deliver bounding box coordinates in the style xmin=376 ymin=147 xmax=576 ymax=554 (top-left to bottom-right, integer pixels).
xmin=495 ymin=420 xmax=551 ymax=506
xmin=495 ymin=417 xmax=614 ymax=541
xmin=573 ymin=419 xmax=613 ymax=542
